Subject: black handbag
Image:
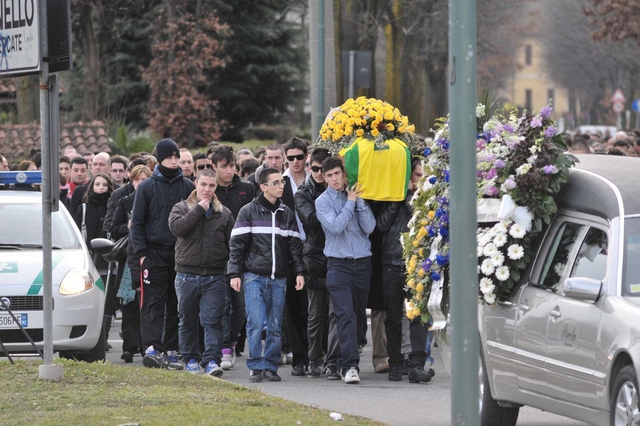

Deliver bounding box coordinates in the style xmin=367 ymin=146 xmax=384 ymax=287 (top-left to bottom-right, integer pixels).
xmin=102 ymin=235 xmax=129 ymax=263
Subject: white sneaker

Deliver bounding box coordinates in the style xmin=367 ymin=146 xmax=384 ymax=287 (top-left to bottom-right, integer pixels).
xmin=342 ymin=367 xmax=360 ymax=384
xmin=221 ymin=350 xmax=232 ymax=370
xmin=230 ymin=350 xmax=236 ymax=367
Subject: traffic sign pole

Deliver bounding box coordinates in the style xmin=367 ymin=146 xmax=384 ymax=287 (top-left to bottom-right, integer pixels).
xmin=38 ymin=0 xmax=63 ymax=382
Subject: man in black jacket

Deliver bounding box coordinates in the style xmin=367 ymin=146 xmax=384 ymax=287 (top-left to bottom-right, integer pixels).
xmin=169 ymin=169 xmax=235 ymax=376
xmin=130 ymin=138 xmax=195 ymax=369
xmin=294 ymin=148 xmax=341 ymax=379
xmin=376 ymin=157 xmax=433 ymax=383
xmin=228 ymin=168 xmax=305 ymax=383
xmin=211 ymin=145 xmax=255 ymax=370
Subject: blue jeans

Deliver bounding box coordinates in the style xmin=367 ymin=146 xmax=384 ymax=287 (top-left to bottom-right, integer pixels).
xmin=326 ymin=257 xmax=372 ymax=375
xmin=243 ymin=272 xmax=287 ymax=372
xmin=175 ymin=273 xmax=226 ymax=367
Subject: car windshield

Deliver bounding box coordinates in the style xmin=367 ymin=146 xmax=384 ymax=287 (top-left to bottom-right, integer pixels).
xmin=0 ymin=203 xmax=81 ymax=249
xmin=624 ymin=217 xmax=640 ymax=296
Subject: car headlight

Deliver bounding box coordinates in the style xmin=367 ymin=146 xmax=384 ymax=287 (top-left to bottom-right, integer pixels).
xmin=59 ymin=270 xmax=94 ymax=295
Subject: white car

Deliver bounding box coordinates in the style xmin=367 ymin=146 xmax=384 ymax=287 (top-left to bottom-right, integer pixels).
xmin=0 ymin=190 xmax=107 ymax=362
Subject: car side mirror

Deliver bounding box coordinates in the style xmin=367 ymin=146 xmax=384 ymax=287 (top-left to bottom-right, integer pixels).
xmin=562 ymin=277 xmax=602 ymax=302
xmin=90 ymin=238 xmax=114 ymax=254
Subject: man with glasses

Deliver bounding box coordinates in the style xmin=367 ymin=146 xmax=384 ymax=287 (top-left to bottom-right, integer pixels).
xmin=194 ymin=153 xmax=212 ymax=178
xmin=179 ymin=148 xmax=195 ymax=180
xmin=110 ymin=155 xmax=128 ymax=186
xmin=228 ymin=168 xmax=305 ymax=383
xmin=281 ymin=137 xmax=312 ymax=377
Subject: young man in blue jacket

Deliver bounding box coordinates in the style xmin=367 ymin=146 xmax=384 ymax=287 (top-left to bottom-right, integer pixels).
xmin=227 ymin=168 xmax=305 ymax=383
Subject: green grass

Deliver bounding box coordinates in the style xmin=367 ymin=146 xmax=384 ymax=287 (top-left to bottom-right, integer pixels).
xmin=0 ymin=360 xmax=381 ymax=426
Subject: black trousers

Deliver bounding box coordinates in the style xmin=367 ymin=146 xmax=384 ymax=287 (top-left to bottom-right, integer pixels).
xmin=381 ymin=264 xmax=406 ymax=367
xmin=408 ymin=319 xmax=429 ymax=368
xmin=306 ymin=277 xmax=329 ymax=365
xmin=121 ymin=293 xmax=141 ymax=354
xmin=139 ymin=250 xmax=179 ymax=353
xmin=285 ymin=268 xmax=308 ymax=367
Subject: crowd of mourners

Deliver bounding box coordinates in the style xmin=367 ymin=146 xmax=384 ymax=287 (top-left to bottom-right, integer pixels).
xmin=0 ymin=138 xmax=434 ymax=385
xmin=1 ymin=127 xmax=634 ymax=384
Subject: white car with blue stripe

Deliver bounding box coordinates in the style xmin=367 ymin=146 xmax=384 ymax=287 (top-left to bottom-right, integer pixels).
xmin=0 ymin=176 xmax=107 ymax=362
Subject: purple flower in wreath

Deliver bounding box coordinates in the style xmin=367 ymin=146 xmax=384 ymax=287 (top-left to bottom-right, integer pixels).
xmin=544 ymin=126 xmax=556 ymax=138
xmin=484 ymin=185 xmax=499 ymax=196
xmin=422 ymin=258 xmax=433 ymax=272
xmin=503 ymin=178 xmax=516 ymax=190
xmin=503 ymin=123 xmax=515 ymax=133
xmin=494 ymin=160 xmax=506 ymax=169
xmin=543 ymin=165 xmax=558 ymax=175
xmin=441 ymin=213 xmax=449 ymax=224
xmin=429 ymin=176 xmax=437 ymax=184
xmin=486 ymin=168 xmax=498 ymax=180
xmin=431 ymin=271 xmax=442 ymax=281
xmin=531 ymin=116 xmax=542 ymax=128
xmin=541 ymin=104 xmax=553 ymax=118
xmin=423 ymin=147 xmax=432 ymax=156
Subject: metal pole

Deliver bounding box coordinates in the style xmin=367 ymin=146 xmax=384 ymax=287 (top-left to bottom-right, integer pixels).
xmin=38 ymin=0 xmax=63 ymax=381
xmin=449 ymin=0 xmax=478 ymax=423
xmin=315 ymin=0 xmax=325 ymax=137
xmin=348 ymin=50 xmax=355 ymax=99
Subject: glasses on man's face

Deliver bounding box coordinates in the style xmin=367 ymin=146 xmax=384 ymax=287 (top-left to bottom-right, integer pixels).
xmin=263 ymin=179 xmax=287 ymax=187
xmin=286 ymin=154 xmax=305 ymax=162
xmin=197 ymin=164 xmax=213 ymax=170
xmin=310 ymin=166 xmax=322 ymax=173
xmin=112 ymin=169 xmax=125 ymax=174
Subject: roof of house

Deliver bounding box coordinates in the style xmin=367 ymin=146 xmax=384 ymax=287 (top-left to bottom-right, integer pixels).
xmin=0 ymin=121 xmax=111 ymax=161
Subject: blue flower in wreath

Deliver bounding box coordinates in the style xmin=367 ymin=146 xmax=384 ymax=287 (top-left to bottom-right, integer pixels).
xmin=435 ymin=208 xmax=443 ymax=218
xmin=428 ymin=226 xmax=436 ymax=237
xmin=439 ymin=226 xmax=449 ymax=238
xmin=431 ymin=271 xmax=441 ymax=281
xmin=443 ymin=169 xmax=450 ymax=183
xmin=442 ymin=142 xmax=450 ymax=150
xmin=436 ymin=253 xmax=449 ymax=267
xmin=441 ymin=213 xmax=449 ymax=224
xmin=423 ymin=147 xmax=432 ymax=156
xmin=429 ymin=176 xmax=437 ymax=184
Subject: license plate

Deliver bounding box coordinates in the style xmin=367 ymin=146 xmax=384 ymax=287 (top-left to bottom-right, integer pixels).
xmin=0 ymin=313 xmax=28 ymax=328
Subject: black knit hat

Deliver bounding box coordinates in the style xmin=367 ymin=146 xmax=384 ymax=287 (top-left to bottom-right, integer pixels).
xmin=155 ymin=138 xmax=180 ymax=164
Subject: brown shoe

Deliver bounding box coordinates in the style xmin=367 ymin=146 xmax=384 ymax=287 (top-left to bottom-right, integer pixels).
xmin=374 ymin=362 xmax=390 ymax=373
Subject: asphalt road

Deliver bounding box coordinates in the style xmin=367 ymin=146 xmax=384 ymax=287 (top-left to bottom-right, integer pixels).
xmin=106 ymin=317 xmax=587 ymax=426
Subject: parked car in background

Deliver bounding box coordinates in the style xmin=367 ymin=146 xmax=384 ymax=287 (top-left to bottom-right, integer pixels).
xmin=480 ymin=155 xmax=640 ymax=426
xmin=0 ymin=182 xmax=107 ymax=362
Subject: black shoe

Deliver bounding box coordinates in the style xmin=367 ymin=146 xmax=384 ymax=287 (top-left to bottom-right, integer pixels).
xmin=427 ymin=367 xmax=435 ymax=377
xmin=106 ymin=342 xmax=112 ymax=352
xmin=388 ymin=366 xmax=403 ymax=381
xmin=143 ymin=350 xmax=168 ymax=369
xmin=121 ymin=351 xmax=133 ymax=364
xmin=263 ymin=370 xmax=282 ymax=382
xmin=307 ymin=363 xmax=321 ymax=378
xmin=249 ymin=369 xmax=263 ymax=383
xmin=325 ymin=365 xmax=341 ymax=380
xmin=409 ymin=367 xmax=432 ymax=383
xmin=402 ymin=359 xmax=409 ymax=375
xmin=291 ymin=363 xmax=306 ymax=376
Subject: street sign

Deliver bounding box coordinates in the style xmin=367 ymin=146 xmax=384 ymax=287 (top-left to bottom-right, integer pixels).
xmin=612 ymin=89 xmax=626 ymax=104
xmin=613 ymin=102 xmax=625 ymax=114
xmin=0 ymin=0 xmax=40 ymax=76
xmin=633 ymin=99 xmax=640 ymax=113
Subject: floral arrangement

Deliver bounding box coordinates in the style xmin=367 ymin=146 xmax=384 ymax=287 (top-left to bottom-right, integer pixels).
xmin=315 ymin=96 xmax=423 ymax=153
xmin=403 ymin=103 xmax=576 ymax=321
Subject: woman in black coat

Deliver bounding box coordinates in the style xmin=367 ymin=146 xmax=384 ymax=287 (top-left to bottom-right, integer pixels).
xmin=74 ymin=172 xmax=114 ymax=274
xmin=111 ymin=165 xmax=151 ymax=362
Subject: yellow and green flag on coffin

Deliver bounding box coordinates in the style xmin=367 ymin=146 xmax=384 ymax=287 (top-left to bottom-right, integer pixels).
xmin=339 ymin=137 xmax=411 ymax=202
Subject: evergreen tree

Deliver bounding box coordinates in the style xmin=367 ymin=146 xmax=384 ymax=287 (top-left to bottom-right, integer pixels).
xmin=207 ymin=0 xmax=308 ymax=137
